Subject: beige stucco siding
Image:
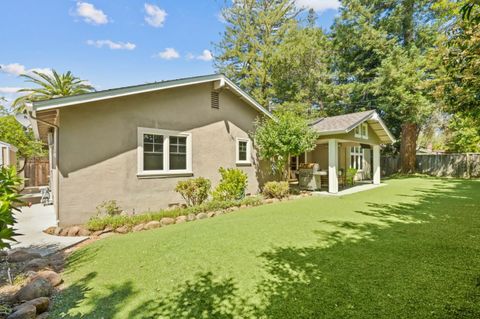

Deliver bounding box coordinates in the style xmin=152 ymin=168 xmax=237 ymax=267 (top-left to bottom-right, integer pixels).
xmin=56 ymin=83 xmax=269 ymax=226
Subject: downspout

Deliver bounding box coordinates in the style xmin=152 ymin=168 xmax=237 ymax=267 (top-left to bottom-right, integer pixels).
xmin=27 ymin=103 xmax=60 ymax=224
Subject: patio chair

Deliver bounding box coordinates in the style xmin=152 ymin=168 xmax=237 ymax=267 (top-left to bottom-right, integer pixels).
xmin=40 ymin=186 xmax=53 ymax=206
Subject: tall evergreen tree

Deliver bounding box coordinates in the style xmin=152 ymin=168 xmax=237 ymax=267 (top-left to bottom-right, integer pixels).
xmin=214 ymin=0 xmax=299 ymax=108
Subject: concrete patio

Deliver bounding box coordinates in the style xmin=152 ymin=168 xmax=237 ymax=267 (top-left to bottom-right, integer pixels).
xmin=312 ymin=181 xmax=386 ymax=196
xmin=10 ymin=204 xmax=87 ymax=256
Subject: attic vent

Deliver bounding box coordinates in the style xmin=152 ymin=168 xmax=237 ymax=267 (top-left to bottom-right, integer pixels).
xmin=211 ymin=91 xmax=219 ymax=109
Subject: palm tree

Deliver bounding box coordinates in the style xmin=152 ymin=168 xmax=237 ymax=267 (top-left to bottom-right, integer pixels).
xmin=13 ymin=70 xmax=94 ymax=113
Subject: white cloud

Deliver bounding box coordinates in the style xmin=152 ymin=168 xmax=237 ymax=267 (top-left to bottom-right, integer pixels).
xmin=0 ymin=63 xmax=26 ymax=76
xmin=197 ymin=50 xmax=213 ymax=61
xmin=156 ymin=48 xmax=180 ymax=60
xmin=87 ymin=40 xmax=136 ymax=50
xmin=0 ymin=87 xmax=21 ymax=94
xmin=144 ymin=3 xmax=167 ymax=27
xmin=76 ymin=1 xmax=109 ymax=25
xmin=0 ymin=63 xmax=52 ymax=77
xmin=295 ymin=0 xmax=340 ymax=12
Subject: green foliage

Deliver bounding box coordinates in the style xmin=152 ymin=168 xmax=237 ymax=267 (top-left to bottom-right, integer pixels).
xmin=262 ymin=181 xmax=290 ymax=199
xmin=446 ymin=115 xmax=480 ymax=153
xmin=86 ymin=196 xmax=264 ymax=231
xmin=175 ymin=177 xmax=211 ymax=206
xmin=0 ymin=166 xmax=21 ymax=249
xmin=13 ymin=70 xmax=94 ymax=113
xmin=96 ymin=200 xmax=121 ymax=217
xmin=0 ymin=116 xmax=45 ymax=159
xmin=346 ymin=168 xmax=358 ymax=186
xmin=212 ymin=167 xmax=248 ymax=201
xmin=253 ymin=109 xmax=317 ymax=177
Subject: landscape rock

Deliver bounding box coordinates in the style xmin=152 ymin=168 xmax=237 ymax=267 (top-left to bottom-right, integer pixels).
xmin=15 ymin=297 xmax=49 ymax=314
xmin=132 ymin=224 xmax=145 ymax=232
xmin=6 ymin=304 xmax=36 ymax=319
xmin=0 ymin=250 xmax=8 ymax=258
xmin=59 ymin=228 xmax=70 ymax=236
xmin=115 ymin=226 xmax=129 ymax=234
xmin=77 ymin=227 xmax=91 ymax=236
xmin=230 ymin=206 xmax=239 ymax=212
xmin=23 ymin=258 xmax=48 ymax=272
xmin=104 ymin=226 xmax=114 ymax=233
xmin=214 ymin=211 xmax=224 ymax=217
xmin=160 ymin=217 xmax=175 ymax=226
xmin=25 ymin=271 xmax=37 ymax=279
xmin=36 ymin=270 xmax=62 ymax=287
xmin=144 ymin=221 xmax=161 ymax=230
xmin=15 ymin=277 xmax=53 ymax=302
xmin=67 ymin=226 xmax=81 ymax=237
xmin=175 ymin=216 xmax=187 ymax=224
xmin=43 ymin=226 xmax=56 ymax=235
xmin=196 ymin=213 xmax=208 ymax=220
xmin=207 ymin=212 xmax=216 ymax=218
xmin=36 ymin=313 xmax=49 ymax=319
xmin=8 ymin=250 xmax=42 ymax=263
xmin=187 ymin=214 xmax=196 ymax=221
xmin=53 ymin=227 xmax=63 ymax=236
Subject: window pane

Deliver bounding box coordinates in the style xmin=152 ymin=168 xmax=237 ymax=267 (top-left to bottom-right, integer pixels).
xmin=144 ymin=143 xmax=153 ymax=152
xmin=153 ymin=135 xmax=163 ymax=143
xmin=239 ymin=141 xmax=247 ymax=161
xmin=170 ymin=154 xmax=186 ymax=170
xmin=144 ymin=134 xmax=154 ymax=143
xmin=144 ymin=153 xmax=163 ymax=170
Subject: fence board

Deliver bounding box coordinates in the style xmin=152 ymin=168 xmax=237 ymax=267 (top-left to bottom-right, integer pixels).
xmin=381 ymin=153 xmax=480 ymax=178
xmin=24 ymin=157 xmax=50 ymax=187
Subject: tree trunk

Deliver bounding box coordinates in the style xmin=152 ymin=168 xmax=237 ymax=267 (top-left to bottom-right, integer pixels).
xmin=399 ymin=122 xmax=418 ymax=173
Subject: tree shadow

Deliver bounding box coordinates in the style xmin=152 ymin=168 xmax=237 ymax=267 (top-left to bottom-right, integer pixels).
xmin=257 ymin=179 xmax=480 ymax=318
xmin=128 ymin=272 xmax=257 ymax=318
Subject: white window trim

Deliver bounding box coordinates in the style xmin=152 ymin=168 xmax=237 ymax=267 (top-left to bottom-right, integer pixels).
xmin=354 ymin=123 xmax=369 ymax=139
xmin=236 ymin=137 xmax=252 ymax=165
xmin=137 ymin=127 xmax=192 ymax=177
xmin=349 ymin=146 xmax=364 ymax=171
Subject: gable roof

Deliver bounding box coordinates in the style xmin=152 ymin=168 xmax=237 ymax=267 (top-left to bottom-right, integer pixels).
xmin=32 ymin=74 xmax=272 ymax=118
xmin=311 ymin=110 xmax=395 ymax=144
xmin=0 ymin=141 xmax=18 ymax=152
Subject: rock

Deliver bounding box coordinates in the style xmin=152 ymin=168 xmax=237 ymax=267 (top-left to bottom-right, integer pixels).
xmin=15 ymin=297 xmax=50 ymax=314
xmin=214 ymin=211 xmax=224 ymax=217
xmin=187 ymin=214 xmax=196 ymax=222
xmin=36 ymin=270 xmax=62 ymax=287
xmin=240 ymin=205 xmax=248 ymax=209
xmin=196 ymin=213 xmax=208 ymax=220
xmin=43 ymin=226 xmax=56 ymax=235
xmin=59 ymin=228 xmax=70 ymax=236
xmin=175 ymin=216 xmax=187 ymax=224
xmin=67 ymin=226 xmax=80 ymax=237
xmin=23 ymin=258 xmax=49 ymax=272
xmin=0 ymin=250 xmax=7 ymax=257
xmin=7 ymin=304 xmax=36 ymax=319
xmin=160 ymin=217 xmax=175 ymax=226
xmin=132 ymin=224 xmax=145 ymax=232
xmin=144 ymin=221 xmax=161 ymax=230
xmin=8 ymin=250 xmax=42 ymax=263
xmin=207 ymin=212 xmax=216 ymax=218
xmin=77 ymin=227 xmax=91 ymax=236
xmin=36 ymin=313 xmax=49 ymax=319
xmin=92 ymin=230 xmax=103 ymax=237
xmin=115 ymin=226 xmax=129 ymax=234
xmin=53 ymin=227 xmax=63 ymax=236
xmin=230 ymin=206 xmax=239 ymax=212
xmin=25 ymin=271 xmax=37 ymax=279
xmin=104 ymin=226 xmax=114 ymax=233
xmin=265 ymin=198 xmax=275 ymax=204
xmin=15 ymin=277 xmax=53 ymax=302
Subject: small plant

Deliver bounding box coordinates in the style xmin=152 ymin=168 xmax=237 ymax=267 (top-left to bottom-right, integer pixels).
xmin=0 ymin=166 xmax=21 ymax=249
xmin=175 ymin=177 xmax=211 ymax=206
xmin=346 ymin=168 xmax=358 ymax=186
xmin=212 ymin=167 xmax=248 ymax=201
xmin=96 ymin=200 xmax=121 ymax=216
xmin=262 ymin=181 xmax=290 ymax=199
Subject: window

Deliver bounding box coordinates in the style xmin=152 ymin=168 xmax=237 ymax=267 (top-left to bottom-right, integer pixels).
xmin=137 ymin=128 xmax=192 ymax=176
xmin=350 ymin=146 xmax=364 ymax=170
xmin=354 ymin=123 xmax=368 ymax=139
xmin=236 ymin=138 xmax=251 ymax=164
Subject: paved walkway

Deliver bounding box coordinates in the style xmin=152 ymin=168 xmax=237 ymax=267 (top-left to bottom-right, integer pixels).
xmin=10 ymin=204 xmax=87 ymax=256
xmin=312 ymin=182 xmax=386 ymax=196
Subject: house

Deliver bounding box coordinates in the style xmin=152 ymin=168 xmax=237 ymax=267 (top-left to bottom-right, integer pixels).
xmin=0 ymin=141 xmax=17 ymax=167
xmin=27 ymin=74 xmax=394 ymax=226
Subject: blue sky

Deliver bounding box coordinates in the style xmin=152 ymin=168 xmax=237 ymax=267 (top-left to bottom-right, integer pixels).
xmin=0 ymin=0 xmax=339 ymax=105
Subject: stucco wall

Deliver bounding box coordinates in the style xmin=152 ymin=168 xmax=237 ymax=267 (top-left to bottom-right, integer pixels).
xmin=56 ymin=83 xmax=270 ymax=226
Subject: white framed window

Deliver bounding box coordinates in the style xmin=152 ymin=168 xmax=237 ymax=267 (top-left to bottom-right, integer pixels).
xmin=350 ymin=146 xmax=364 ymax=170
xmin=354 ymin=123 xmax=368 ymax=139
xmin=137 ymin=127 xmax=192 ymax=176
xmin=236 ymin=137 xmax=252 ymax=164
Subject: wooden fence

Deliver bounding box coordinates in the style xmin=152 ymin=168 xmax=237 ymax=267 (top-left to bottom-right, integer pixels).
xmin=24 ymin=157 xmax=50 ymax=187
xmin=381 ymin=153 xmax=480 ymax=178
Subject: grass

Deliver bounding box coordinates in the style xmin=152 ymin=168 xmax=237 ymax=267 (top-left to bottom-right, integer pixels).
xmin=51 ymin=177 xmax=480 ymax=318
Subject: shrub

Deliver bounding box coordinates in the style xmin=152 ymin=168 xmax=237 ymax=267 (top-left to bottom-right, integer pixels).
xmin=0 ymin=166 xmax=21 ymax=249
xmin=346 ymin=168 xmax=358 ymax=186
xmin=175 ymin=177 xmax=211 ymax=206
xmin=262 ymin=181 xmax=290 ymax=199
xmin=212 ymin=167 xmax=248 ymax=201
xmin=96 ymin=200 xmax=121 ymax=216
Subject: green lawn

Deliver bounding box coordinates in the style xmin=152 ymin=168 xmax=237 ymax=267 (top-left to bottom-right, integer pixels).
xmin=51 ymin=177 xmax=480 ymax=318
